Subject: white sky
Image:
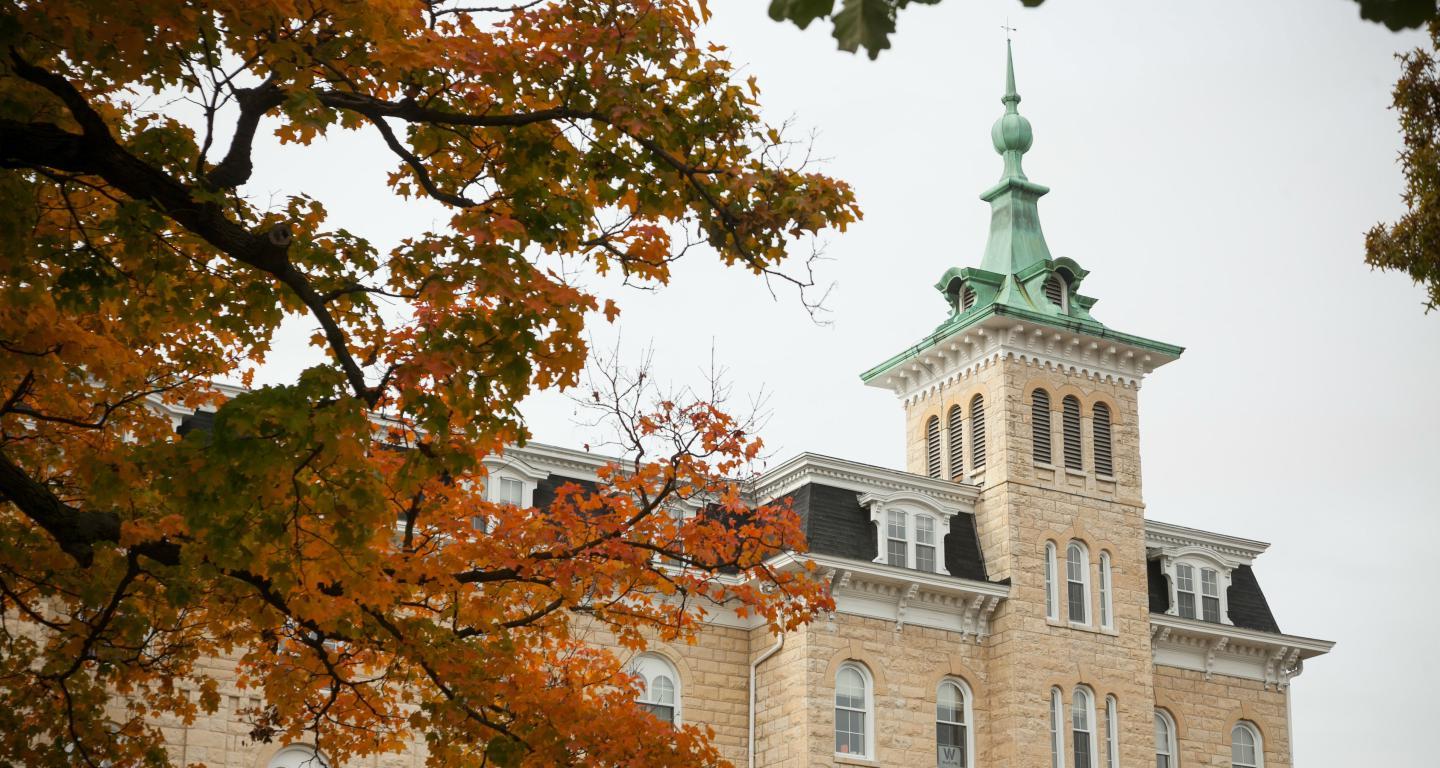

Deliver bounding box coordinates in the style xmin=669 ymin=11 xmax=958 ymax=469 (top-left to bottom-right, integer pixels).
xmin=243 ymin=0 xmax=1439 ymax=763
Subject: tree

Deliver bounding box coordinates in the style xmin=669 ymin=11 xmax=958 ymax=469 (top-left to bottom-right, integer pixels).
xmin=1368 ymin=21 xmax=1440 ymax=312
xmin=766 ymin=0 xmax=1438 ymax=60
xmin=0 ymin=1 xmax=854 ymax=766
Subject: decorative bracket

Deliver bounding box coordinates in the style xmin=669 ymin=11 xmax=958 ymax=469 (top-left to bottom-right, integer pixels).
xmin=895 ymin=583 xmax=920 ymax=631
xmin=1204 ymin=637 xmax=1229 ymax=680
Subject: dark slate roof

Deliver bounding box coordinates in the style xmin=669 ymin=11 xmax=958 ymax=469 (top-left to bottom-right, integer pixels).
xmin=1226 ymin=565 xmax=1281 ymax=634
xmin=532 ymin=474 xmax=600 ymax=509
xmin=176 ymin=410 xmax=216 ymax=436
xmin=1147 ymin=557 xmax=1170 ymax=614
xmin=772 ymin=482 xmax=989 ymax=583
xmin=1145 ymin=558 xmax=1282 ymax=634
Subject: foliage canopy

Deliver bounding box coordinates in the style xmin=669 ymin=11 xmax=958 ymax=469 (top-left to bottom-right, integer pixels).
xmin=0 ymin=1 xmax=854 ymax=765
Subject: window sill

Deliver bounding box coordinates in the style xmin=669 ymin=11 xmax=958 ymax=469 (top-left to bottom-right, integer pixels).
xmin=834 ymin=757 xmax=880 ymax=767
xmin=1064 ymin=468 xmax=1087 ymax=478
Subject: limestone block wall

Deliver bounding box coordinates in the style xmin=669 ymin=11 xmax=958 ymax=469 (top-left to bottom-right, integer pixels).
xmin=1154 ymin=666 xmax=1292 ymax=768
xmin=751 ymin=623 xmax=812 ymax=768
xmin=798 ymin=614 xmax=989 ymax=767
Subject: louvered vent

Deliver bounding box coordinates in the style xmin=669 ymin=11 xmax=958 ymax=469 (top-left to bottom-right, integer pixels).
xmin=969 ymin=394 xmax=986 ymax=470
xmin=947 ymin=405 xmax=964 ymax=480
xmin=961 ymin=285 xmax=977 ymax=311
xmin=1062 ymin=395 xmax=1083 ymax=471
xmin=1093 ymin=402 xmax=1113 ymax=476
xmin=1043 ymin=274 xmax=1066 ymax=311
xmin=1031 ymin=388 xmax=1052 ymax=464
xmin=925 ymin=416 xmax=942 ymax=479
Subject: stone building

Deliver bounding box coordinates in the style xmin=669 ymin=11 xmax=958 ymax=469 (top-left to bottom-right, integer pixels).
xmin=168 ymin=42 xmax=1331 ymax=768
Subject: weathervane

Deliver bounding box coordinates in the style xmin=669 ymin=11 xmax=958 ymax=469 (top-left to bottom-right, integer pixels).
xmin=1001 ymin=20 xmax=1016 ymax=41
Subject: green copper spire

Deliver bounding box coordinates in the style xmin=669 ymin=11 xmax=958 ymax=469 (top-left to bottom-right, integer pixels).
xmin=978 ymin=39 xmax=1054 ymax=277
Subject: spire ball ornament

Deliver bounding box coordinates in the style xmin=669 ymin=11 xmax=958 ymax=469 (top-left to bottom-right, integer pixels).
xmin=990 ymin=38 xmax=1033 ymax=176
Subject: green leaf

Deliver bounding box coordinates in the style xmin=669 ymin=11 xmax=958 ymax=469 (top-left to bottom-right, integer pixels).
xmin=768 ymin=0 xmax=835 ymax=29
xmin=1354 ymin=0 xmax=1436 ymax=30
xmin=833 ymin=0 xmax=897 ymax=60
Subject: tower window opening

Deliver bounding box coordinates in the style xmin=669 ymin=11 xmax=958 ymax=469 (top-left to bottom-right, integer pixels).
xmin=948 ymin=405 xmax=965 ymax=480
xmin=925 ymin=415 xmax=942 ymax=479
xmin=1062 ymin=395 xmax=1083 ymax=471
xmin=1093 ymin=402 xmax=1113 ymax=476
xmin=969 ymin=395 xmax=987 ymax=471
xmin=1032 ymin=388 xmax=1052 ymax=464
xmin=1044 ymin=273 xmax=1069 ymax=313
xmin=962 ymin=284 xmax=977 ymax=311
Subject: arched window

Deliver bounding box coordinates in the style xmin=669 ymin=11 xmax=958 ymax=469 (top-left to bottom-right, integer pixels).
xmin=1072 ymin=687 xmax=1097 ymax=768
xmin=267 ymin=745 xmax=330 ymax=768
xmin=835 ymin=663 xmax=872 ymax=758
xmin=925 ymin=416 xmax=942 ymax=478
xmin=632 ymin=654 xmax=680 ymax=724
xmin=1104 ymin=695 xmax=1119 ymax=768
xmin=1155 ymin=710 xmax=1178 ymax=768
xmin=1044 ymin=272 xmax=1069 ymax=313
xmin=937 ymin=679 xmax=972 ymax=768
xmin=969 ymin=395 xmax=986 ymax=471
xmin=1066 ymin=542 xmax=1090 ymax=625
xmin=1232 ymin=722 xmax=1263 ymax=768
xmin=1062 ymin=395 xmax=1083 ymax=471
xmin=1045 ymin=542 xmax=1059 ymax=621
xmin=1092 ymin=402 xmax=1113 ymax=476
xmin=948 ymin=404 xmax=965 ymax=480
xmin=1098 ymin=552 xmax=1113 ymax=630
xmin=1050 ymin=688 xmax=1066 ymax=768
xmin=1032 ymin=388 xmax=1052 ymax=464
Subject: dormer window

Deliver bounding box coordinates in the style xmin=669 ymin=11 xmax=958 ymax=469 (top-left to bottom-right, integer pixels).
xmin=489 ymin=476 xmax=524 ymax=506
xmin=1167 ymin=557 xmax=1229 ymax=624
xmin=862 ymin=492 xmax=953 ymax=575
xmin=961 ymin=284 xmax=977 ymax=310
xmin=1043 ymin=272 xmax=1069 ymax=313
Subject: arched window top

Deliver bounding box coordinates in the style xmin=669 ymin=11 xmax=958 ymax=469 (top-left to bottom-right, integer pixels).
xmin=1232 ymin=721 xmax=1262 ymax=768
xmin=1155 ymin=709 xmax=1177 ymax=768
xmin=268 ymin=745 xmax=331 ymax=768
xmin=835 ymin=663 xmax=873 ymax=758
xmin=632 ymin=653 xmax=681 ymax=724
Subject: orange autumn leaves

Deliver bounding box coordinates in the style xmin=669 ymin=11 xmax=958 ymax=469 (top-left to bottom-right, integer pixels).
xmin=0 ymin=0 xmax=852 ymax=766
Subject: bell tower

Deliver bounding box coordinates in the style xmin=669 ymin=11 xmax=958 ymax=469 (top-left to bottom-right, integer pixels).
xmin=860 ymin=40 xmax=1185 ymax=765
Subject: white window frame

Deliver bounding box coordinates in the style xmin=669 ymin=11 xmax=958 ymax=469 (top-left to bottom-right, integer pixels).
xmin=1050 ymin=688 xmax=1067 ymax=768
xmin=1155 ymin=709 xmax=1178 ymax=768
xmin=936 ymin=678 xmax=974 ymax=768
xmin=1231 ymin=721 xmax=1263 ymax=768
xmin=631 ymin=653 xmax=681 ymax=725
xmin=474 ymin=456 xmax=547 ymax=532
xmin=1066 ymin=541 xmax=1091 ymax=627
xmin=1098 ymin=552 xmax=1114 ymax=631
xmin=1104 ymin=695 xmax=1119 ymax=768
xmin=834 ymin=662 xmax=874 ymax=759
xmin=1071 ymin=686 xmax=1098 ymax=768
xmin=1045 ymin=542 xmax=1060 ymax=621
xmin=861 ymin=492 xmax=952 ymax=575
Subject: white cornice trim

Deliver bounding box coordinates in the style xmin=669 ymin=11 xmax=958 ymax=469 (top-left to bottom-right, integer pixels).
xmin=1145 ymin=520 xmax=1270 ymax=564
xmin=867 ymin=316 xmax=1178 ymax=401
xmin=1150 ymin=614 xmax=1333 ymax=689
xmin=753 ymin=453 xmax=979 ymax=507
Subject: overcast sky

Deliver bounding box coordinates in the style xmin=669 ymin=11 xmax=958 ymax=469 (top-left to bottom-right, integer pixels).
xmin=246 ymin=0 xmax=1437 ymax=763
